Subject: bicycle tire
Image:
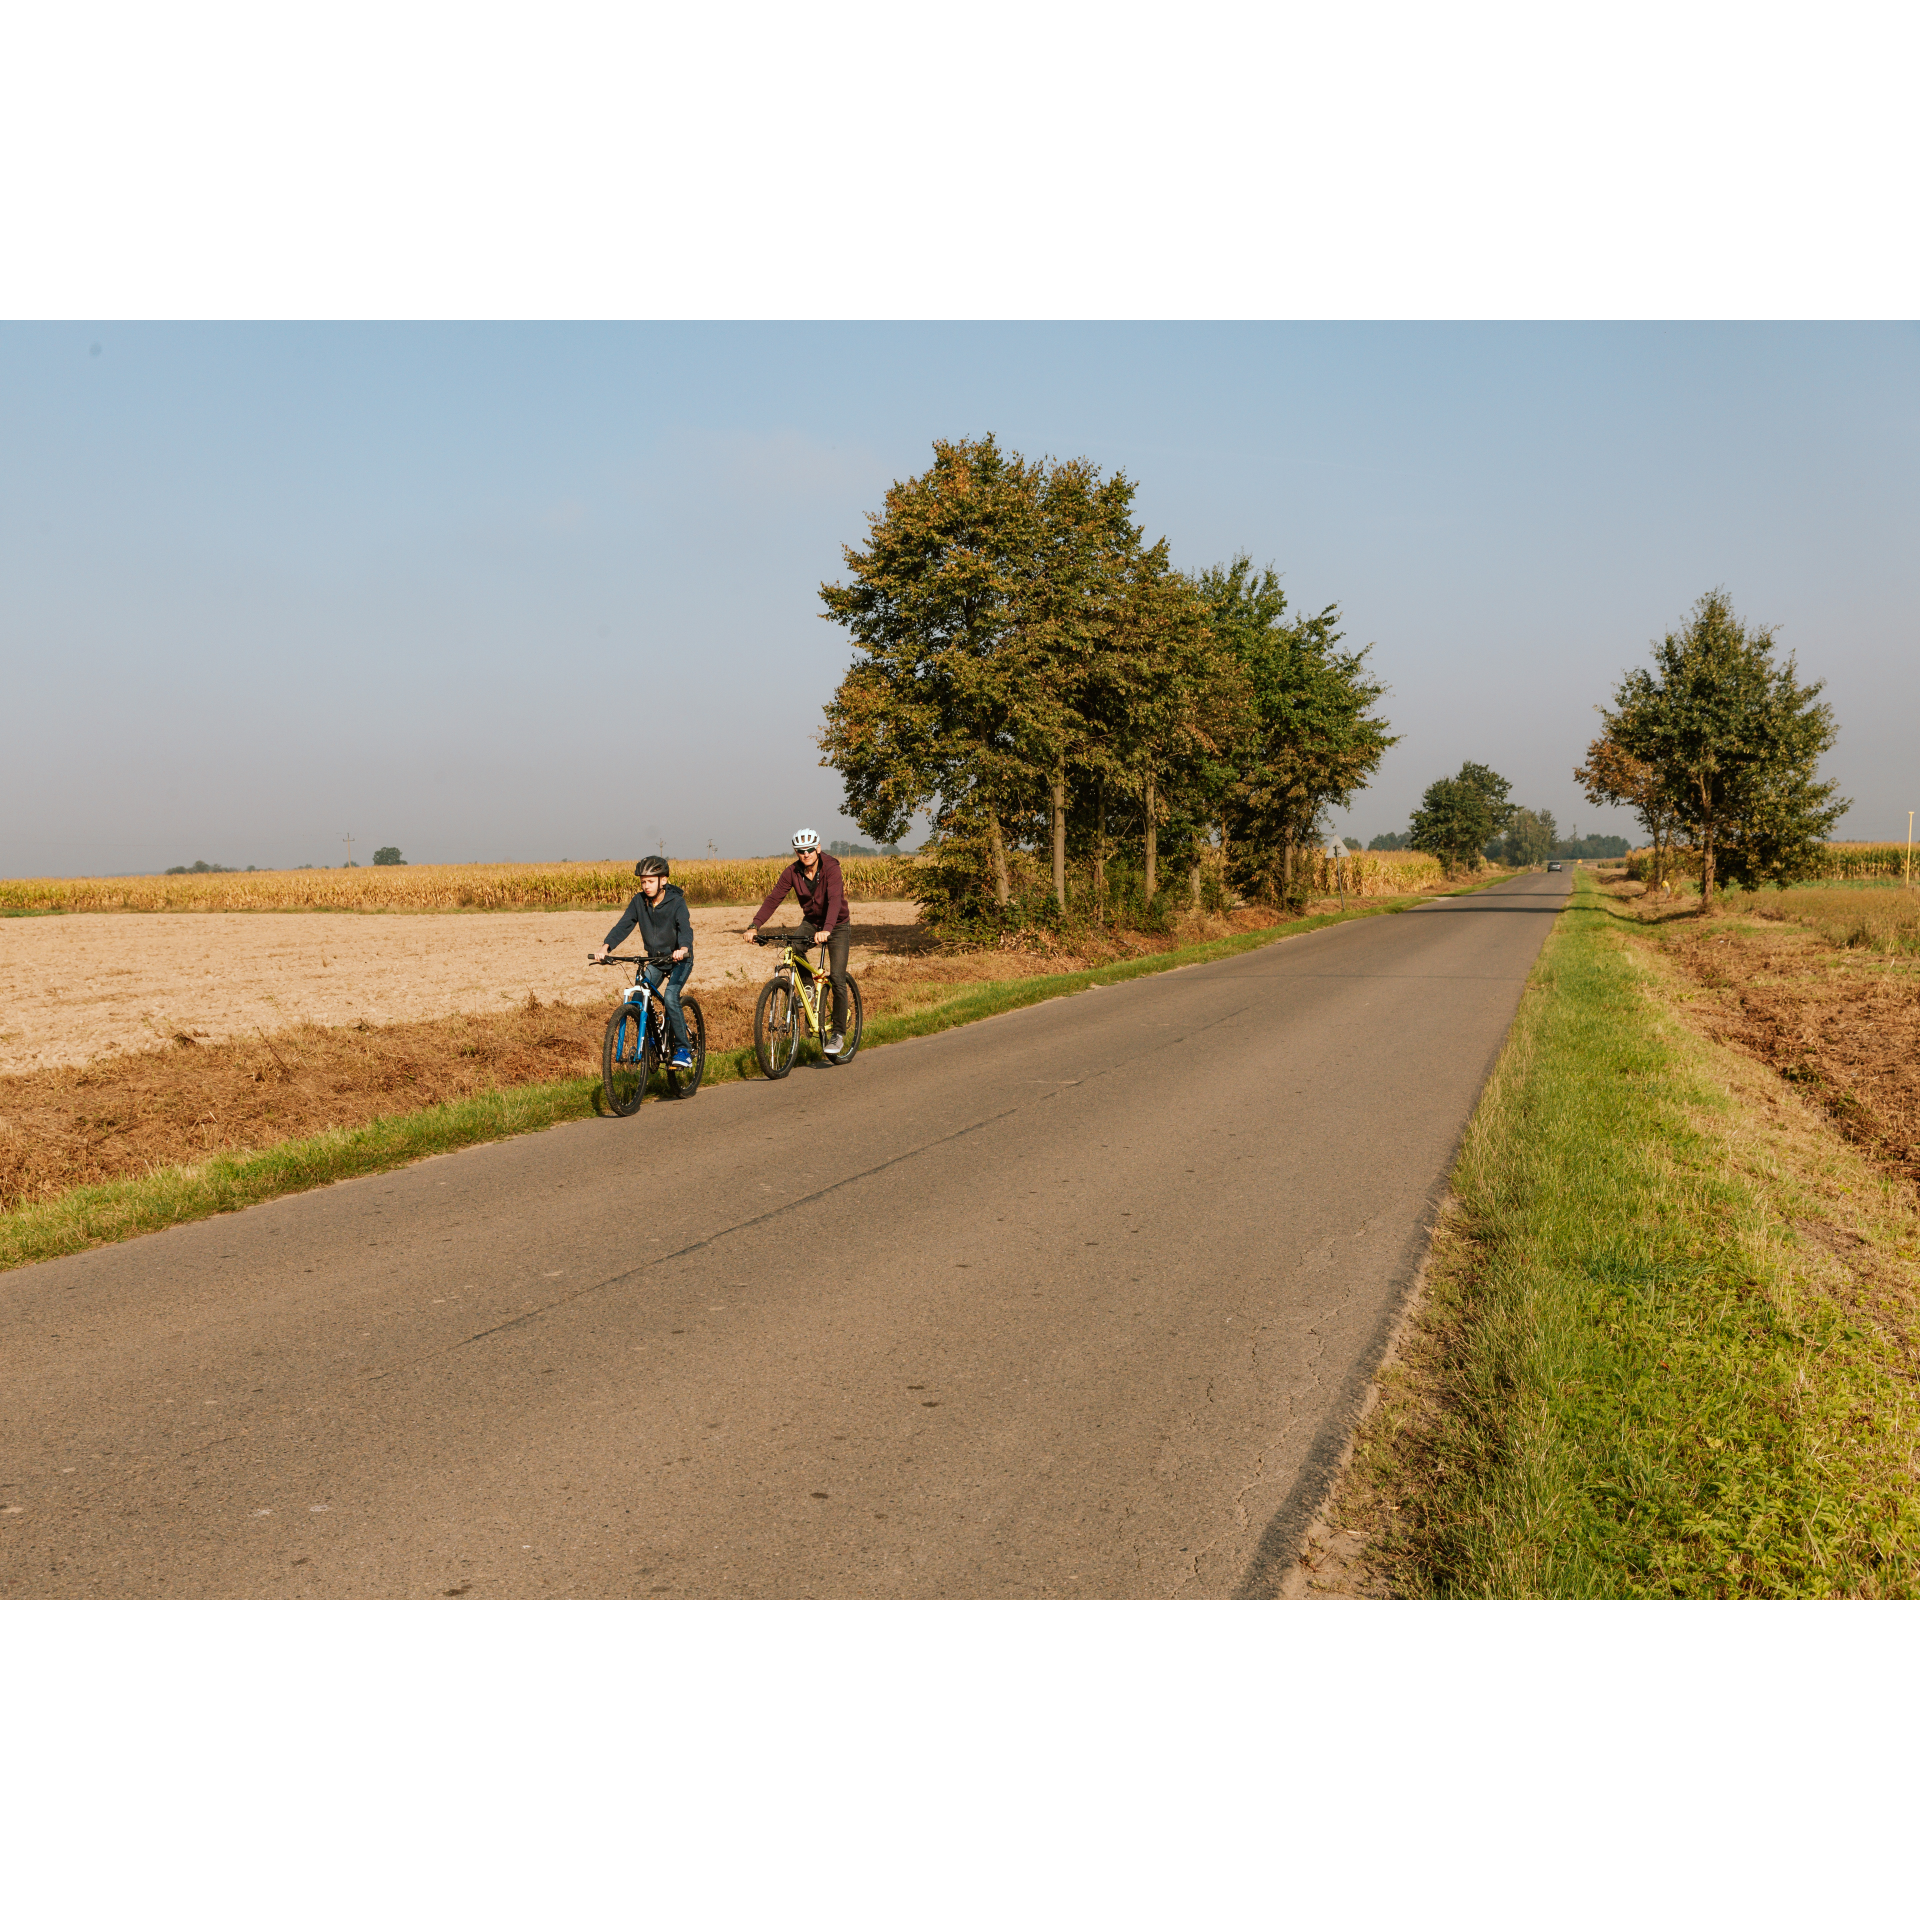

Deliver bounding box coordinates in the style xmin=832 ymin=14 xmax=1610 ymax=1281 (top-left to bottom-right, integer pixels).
xmin=823 ymin=974 xmax=864 ymax=1065
xmin=665 ymin=996 xmax=707 ymax=1098
xmin=601 ymin=1003 xmax=648 ymax=1116
xmin=753 ymin=975 xmax=799 ymax=1080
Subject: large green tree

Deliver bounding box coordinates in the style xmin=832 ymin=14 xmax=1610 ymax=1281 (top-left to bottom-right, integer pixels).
xmin=817 ymin=436 xmax=1045 ymax=908
xmin=1609 ymin=591 xmax=1848 ymax=907
xmin=1195 ymin=558 xmax=1396 ymax=904
xmin=1409 ymin=762 xmax=1515 ymax=874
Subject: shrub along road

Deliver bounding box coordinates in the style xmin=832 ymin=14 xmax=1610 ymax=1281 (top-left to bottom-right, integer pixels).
xmin=1 ymin=873 xmax=1568 ymax=1598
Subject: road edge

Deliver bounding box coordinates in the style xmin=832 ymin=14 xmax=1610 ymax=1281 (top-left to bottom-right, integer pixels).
xmin=1232 ymin=872 xmax=1556 ymax=1600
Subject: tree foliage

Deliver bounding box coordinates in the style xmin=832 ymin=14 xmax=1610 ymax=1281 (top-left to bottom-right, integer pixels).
xmin=1409 ymin=762 xmax=1515 ymax=875
xmin=1574 ymin=732 xmax=1678 ymax=884
xmin=1606 ymin=590 xmax=1848 ymax=907
xmin=819 ymin=441 xmax=1395 ymax=930
xmin=1196 ymin=558 xmax=1396 ymax=906
xmin=1489 ymin=806 xmax=1556 ymax=867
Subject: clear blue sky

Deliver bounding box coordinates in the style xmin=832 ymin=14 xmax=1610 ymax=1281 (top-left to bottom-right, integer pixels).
xmin=4 ymin=322 xmax=1913 ymax=875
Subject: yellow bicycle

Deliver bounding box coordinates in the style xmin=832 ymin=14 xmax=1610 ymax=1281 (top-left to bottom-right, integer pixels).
xmin=751 ymin=931 xmax=863 ymax=1079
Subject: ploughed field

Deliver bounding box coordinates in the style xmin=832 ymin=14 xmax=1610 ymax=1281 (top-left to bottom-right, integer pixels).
xmin=0 ymin=903 xmax=926 ymax=1076
xmin=1598 ymin=872 xmax=1920 ymax=1187
xmin=0 ymin=900 xmax=1297 ymax=1215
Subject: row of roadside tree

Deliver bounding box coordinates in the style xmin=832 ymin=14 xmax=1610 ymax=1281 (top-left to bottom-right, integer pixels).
xmin=817 ymin=436 xmax=1396 ymax=929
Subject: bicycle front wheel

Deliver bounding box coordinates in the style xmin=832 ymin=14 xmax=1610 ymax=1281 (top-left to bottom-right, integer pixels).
xmin=753 ymin=976 xmax=799 ymax=1080
xmin=602 ymin=1004 xmax=648 ymax=1116
xmin=823 ymin=974 xmax=864 ymax=1065
xmin=666 ymin=996 xmax=707 ymax=1098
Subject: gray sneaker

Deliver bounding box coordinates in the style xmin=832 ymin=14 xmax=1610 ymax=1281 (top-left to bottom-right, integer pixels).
xmin=823 ymin=1031 xmax=844 ymax=1056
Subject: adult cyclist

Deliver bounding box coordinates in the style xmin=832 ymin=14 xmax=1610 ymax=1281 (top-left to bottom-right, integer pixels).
xmin=742 ymin=829 xmax=851 ymax=1056
xmin=593 ymin=855 xmax=695 ymax=1071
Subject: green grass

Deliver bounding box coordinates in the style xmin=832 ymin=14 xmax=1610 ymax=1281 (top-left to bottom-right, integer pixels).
xmin=3 ymin=889 xmax=1482 ymax=1273
xmin=1343 ymin=870 xmax=1920 ymax=1596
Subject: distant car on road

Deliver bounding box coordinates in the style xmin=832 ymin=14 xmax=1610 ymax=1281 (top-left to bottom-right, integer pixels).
xmin=1546 ymin=860 xmax=1563 ymax=872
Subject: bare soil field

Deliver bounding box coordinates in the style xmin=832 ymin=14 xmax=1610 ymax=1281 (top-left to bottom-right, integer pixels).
xmin=0 ymin=902 xmax=923 ymax=1075
xmin=1602 ymin=873 xmax=1920 ymax=1187
xmin=0 ymin=904 xmax=1300 ymax=1213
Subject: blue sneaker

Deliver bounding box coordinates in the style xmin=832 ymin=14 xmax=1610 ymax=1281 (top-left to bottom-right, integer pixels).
xmin=670 ymin=1046 xmax=695 ymax=1071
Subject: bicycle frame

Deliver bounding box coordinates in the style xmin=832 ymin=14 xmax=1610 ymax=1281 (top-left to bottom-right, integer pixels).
xmin=609 ymin=961 xmax=674 ymax=1061
xmin=769 ymin=940 xmax=832 ymax=1037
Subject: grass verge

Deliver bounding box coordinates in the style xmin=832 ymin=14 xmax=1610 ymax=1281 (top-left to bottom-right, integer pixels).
xmin=1324 ymin=870 xmax=1920 ymax=1597
xmin=1 ymin=890 xmax=1460 ymax=1273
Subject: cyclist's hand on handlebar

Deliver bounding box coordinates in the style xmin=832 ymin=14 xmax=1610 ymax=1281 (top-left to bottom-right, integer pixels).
xmin=671 ymin=946 xmax=688 ymax=962
xmin=590 ymin=944 xmax=610 ymax=963
xmin=741 ymin=928 xmax=759 ymax=945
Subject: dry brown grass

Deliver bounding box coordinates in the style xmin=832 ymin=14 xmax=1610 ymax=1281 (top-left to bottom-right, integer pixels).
xmin=0 ymin=856 xmax=918 ymax=915
xmin=1747 ymin=884 xmax=1920 ymax=954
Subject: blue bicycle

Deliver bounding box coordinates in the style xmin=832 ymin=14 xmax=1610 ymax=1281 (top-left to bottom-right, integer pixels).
xmin=590 ymin=955 xmax=706 ymax=1115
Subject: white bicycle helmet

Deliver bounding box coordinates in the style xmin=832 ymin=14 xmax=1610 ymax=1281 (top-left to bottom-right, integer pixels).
xmin=792 ymin=828 xmax=821 ymax=852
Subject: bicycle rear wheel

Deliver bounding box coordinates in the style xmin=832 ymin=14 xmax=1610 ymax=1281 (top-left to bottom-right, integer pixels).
xmin=665 ymin=996 xmax=707 ymax=1098
xmin=753 ymin=975 xmax=799 ymax=1080
xmin=823 ymin=974 xmax=864 ymax=1065
xmin=601 ymin=1004 xmax=648 ymax=1116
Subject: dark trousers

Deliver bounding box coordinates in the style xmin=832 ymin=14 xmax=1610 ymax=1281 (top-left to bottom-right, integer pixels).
xmin=811 ymin=924 xmax=851 ymax=1034
xmin=643 ymin=956 xmax=693 ymax=1049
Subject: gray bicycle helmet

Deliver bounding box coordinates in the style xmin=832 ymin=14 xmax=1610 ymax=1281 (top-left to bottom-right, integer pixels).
xmin=791 ymin=828 xmax=820 ymax=852
xmin=635 ymin=855 xmax=670 ymax=878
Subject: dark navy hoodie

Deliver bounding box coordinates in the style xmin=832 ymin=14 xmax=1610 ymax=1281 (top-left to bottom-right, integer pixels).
xmin=604 ymin=884 xmax=693 ymax=963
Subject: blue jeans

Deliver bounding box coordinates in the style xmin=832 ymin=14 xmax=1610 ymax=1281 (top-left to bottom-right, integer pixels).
xmin=643 ymin=957 xmax=693 ymax=1050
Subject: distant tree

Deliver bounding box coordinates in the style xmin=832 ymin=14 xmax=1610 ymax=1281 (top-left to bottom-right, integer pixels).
xmin=1610 ymin=591 xmax=1848 ymax=908
xmin=1409 ymin=762 xmax=1515 ymax=875
xmin=1552 ymin=832 xmax=1630 ymax=859
xmin=828 ymin=837 xmax=903 ymax=858
xmin=1342 ymin=836 xmax=1362 ymax=852
xmin=1489 ymin=807 xmax=1556 ymax=867
xmin=1367 ymin=830 xmax=1412 ymax=851
xmin=372 ymin=847 xmax=405 ymax=866
xmin=166 ymin=860 xmax=238 ymax=874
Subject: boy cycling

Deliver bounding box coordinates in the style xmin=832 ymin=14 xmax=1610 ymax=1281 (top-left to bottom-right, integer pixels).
xmin=742 ymin=828 xmax=851 ymax=1055
xmin=594 ymin=855 xmax=695 ymax=1070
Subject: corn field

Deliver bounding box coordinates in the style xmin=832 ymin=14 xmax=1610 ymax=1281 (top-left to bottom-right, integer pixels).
xmin=1626 ymin=842 xmax=1911 ymax=885
xmin=1293 ymin=848 xmax=1446 ymax=896
xmin=0 ymin=857 xmax=921 ymax=915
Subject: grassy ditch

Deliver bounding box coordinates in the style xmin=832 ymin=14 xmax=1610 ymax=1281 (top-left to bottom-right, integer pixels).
xmin=1329 ymin=870 xmax=1920 ymax=1597
xmin=1 ymin=891 xmax=1454 ymax=1274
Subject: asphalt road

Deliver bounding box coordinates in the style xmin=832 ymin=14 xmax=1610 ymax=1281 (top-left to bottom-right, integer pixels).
xmin=2 ymin=872 xmax=1570 ymax=1599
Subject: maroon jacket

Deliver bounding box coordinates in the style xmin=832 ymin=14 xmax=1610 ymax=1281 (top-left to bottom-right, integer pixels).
xmin=750 ymin=853 xmax=849 ymax=933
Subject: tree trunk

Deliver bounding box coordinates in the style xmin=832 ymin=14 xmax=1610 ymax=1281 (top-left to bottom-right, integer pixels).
xmin=1093 ymin=784 xmax=1105 ymax=927
xmin=986 ymin=806 xmax=1009 ymax=910
xmin=1143 ymin=771 xmax=1157 ymax=905
xmin=1282 ymin=831 xmax=1293 ymax=903
xmin=1051 ymin=757 xmax=1067 ymax=913
xmin=1697 ymin=783 xmax=1716 ymax=912
xmin=1190 ymin=861 xmax=1202 ymax=910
